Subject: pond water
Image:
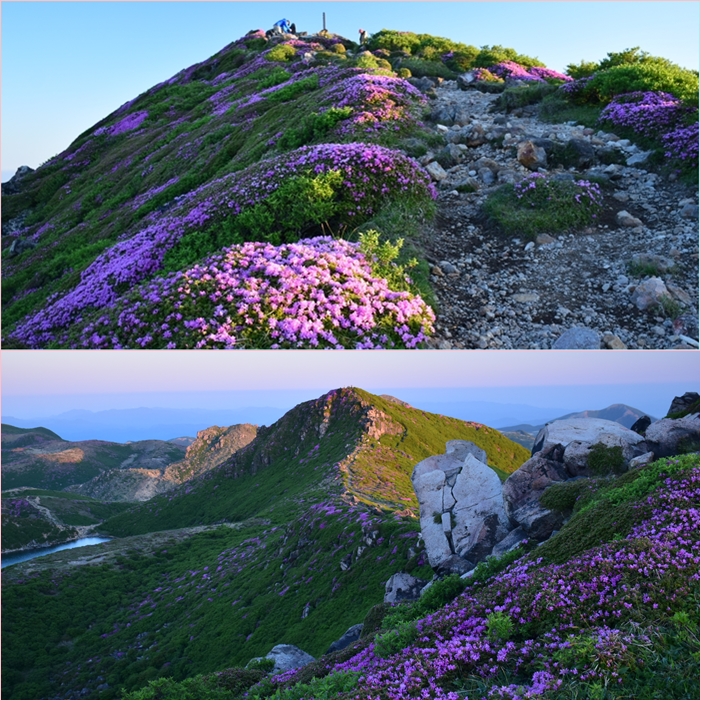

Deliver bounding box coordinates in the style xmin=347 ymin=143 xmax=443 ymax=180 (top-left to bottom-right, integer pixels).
xmin=1 ymin=537 xmax=112 ymax=568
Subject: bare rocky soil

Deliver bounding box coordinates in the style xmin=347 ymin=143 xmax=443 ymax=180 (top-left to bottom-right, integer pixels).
xmin=416 ymin=82 xmax=699 ymax=350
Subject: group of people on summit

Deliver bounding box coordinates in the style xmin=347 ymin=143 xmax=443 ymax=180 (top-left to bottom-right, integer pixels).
xmin=265 ymin=18 xmax=368 ymax=46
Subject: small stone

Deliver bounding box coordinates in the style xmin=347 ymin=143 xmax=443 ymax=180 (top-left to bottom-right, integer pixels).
xmin=680 ymin=203 xmax=699 ymax=220
xmin=524 ymin=242 xmax=535 ymax=252
xmin=631 ymin=277 xmax=670 ymax=311
xmin=551 ymin=327 xmax=600 ymax=349
xmin=535 ymin=233 xmax=555 ymax=245
xmin=511 ymin=292 xmax=539 ymax=303
xmin=602 ymin=333 xmax=627 ymax=350
xmin=439 ymin=261 xmax=459 ymax=275
xmin=616 ymin=210 xmax=644 ymax=228
xmin=425 ymin=161 xmax=448 ymax=181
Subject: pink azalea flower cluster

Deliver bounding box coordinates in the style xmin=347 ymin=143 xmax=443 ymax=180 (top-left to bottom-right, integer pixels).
xmin=489 ymin=61 xmax=572 ymax=83
xmin=74 ymin=236 xmax=435 ymax=349
xmin=599 ymin=91 xmax=696 ymax=139
xmin=322 ymin=71 xmax=426 ymax=134
xmin=9 ymin=142 xmax=434 ymax=348
xmin=94 ymin=110 xmax=149 ymax=137
xmin=322 ymin=461 xmax=698 ymax=699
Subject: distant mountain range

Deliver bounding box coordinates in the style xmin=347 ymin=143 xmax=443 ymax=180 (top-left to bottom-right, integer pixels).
xmin=2 ymin=406 xmax=286 ymax=443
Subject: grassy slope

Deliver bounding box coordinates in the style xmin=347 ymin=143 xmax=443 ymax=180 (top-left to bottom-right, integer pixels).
xmin=178 ymin=453 xmax=697 ymax=701
xmin=1 ymin=490 xmax=132 ymax=551
xmin=1 ymin=389 xmax=528 ymax=699
xmin=100 ymin=388 xmax=528 ymax=537
xmin=1 ymin=32 xmax=435 ymax=340
xmin=1 ymin=427 xmax=185 ymax=491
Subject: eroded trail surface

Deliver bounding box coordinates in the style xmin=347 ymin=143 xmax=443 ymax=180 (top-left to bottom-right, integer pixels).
xmin=417 ymin=82 xmax=699 ymax=349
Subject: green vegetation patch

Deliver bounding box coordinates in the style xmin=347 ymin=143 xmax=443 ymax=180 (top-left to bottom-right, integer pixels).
xmin=532 ymin=454 xmax=698 ymax=565
xmin=482 ymin=173 xmax=604 ymax=239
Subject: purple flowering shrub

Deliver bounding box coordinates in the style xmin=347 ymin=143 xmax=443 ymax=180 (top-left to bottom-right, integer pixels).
xmin=662 ymin=122 xmax=699 ymax=168
xmin=94 ymin=110 xmax=149 ymax=137
xmin=489 ymin=61 xmax=572 ymax=84
xmin=599 ymin=91 xmax=699 ymax=169
xmin=8 ymin=142 xmax=435 ymax=348
xmin=599 ymin=91 xmax=696 ymax=138
xmin=65 ymin=237 xmax=436 ymax=349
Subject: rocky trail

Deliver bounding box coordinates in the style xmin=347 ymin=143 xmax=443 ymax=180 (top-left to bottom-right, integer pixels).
xmin=415 ymin=81 xmax=699 ymax=349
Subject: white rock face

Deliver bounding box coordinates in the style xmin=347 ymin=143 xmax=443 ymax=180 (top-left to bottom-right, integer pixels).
xmin=533 ymin=418 xmax=648 ymax=475
xmin=412 ymin=442 xmax=511 ymax=570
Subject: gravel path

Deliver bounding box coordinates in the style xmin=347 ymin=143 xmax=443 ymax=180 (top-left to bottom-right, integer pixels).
xmin=416 ymin=82 xmax=699 ymax=350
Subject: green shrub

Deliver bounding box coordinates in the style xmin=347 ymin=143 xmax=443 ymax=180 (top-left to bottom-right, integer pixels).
xmin=540 ymin=479 xmax=594 ymax=513
xmin=277 ymin=107 xmax=353 ymax=150
xmin=358 ymin=230 xmax=419 ymax=294
xmin=246 ymin=657 xmax=275 ymax=672
xmin=354 ymin=54 xmax=381 ymax=70
xmin=162 ymin=170 xmax=346 ymax=270
xmin=587 ymin=443 xmax=626 ymax=476
xmin=418 ymin=573 xmax=467 ymax=610
xmin=249 ymin=670 xmax=360 ymax=700
xmin=266 ymin=44 xmax=297 ymax=62
xmin=397 ymin=67 xmax=411 ymax=78
xmin=258 ymin=68 xmax=291 ymax=89
xmin=469 ymin=545 xmax=527 ymax=586
xmin=374 ymin=620 xmax=418 ymax=658
xmin=482 ymin=175 xmax=604 ymax=239
xmin=581 ymin=60 xmax=699 ymax=104
xmin=266 ymin=75 xmax=319 ymax=103
xmin=492 ymin=82 xmax=558 ymax=112
xmin=473 ymin=45 xmax=545 ymax=69
xmin=330 ymin=43 xmax=346 ymax=54
xmin=486 ymin=611 xmax=514 ymax=641
xmin=565 ymin=60 xmax=599 ymax=79
xmin=399 ymin=58 xmax=456 ymax=79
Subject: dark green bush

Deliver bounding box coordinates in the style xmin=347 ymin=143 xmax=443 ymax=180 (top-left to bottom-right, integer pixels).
xmin=398 ymin=58 xmax=456 ymax=79
xmin=587 ymin=443 xmax=626 ymax=476
xmin=482 ymin=176 xmax=604 ymax=239
xmin=374 ymin=621 xmax=418 ymax=659
xmin=277 ymin=107 xmax=353 ymax=150
xmin=540 ymin=479 xmax=594 ymax=513
xmin=580 ymin=59 xmax=699 ymax=104
xmin=258 ymin=68 xmax=291 ymax=89
xmin=246 ymin=657 xmax=275 ymax=672
xmin=267 ymin=75 xmax=320 ymax=103
xmin=492 ymin=82 xmax=558 ymax=112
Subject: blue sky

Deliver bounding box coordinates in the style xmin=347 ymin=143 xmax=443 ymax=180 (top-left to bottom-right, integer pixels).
xmin=2 ymin=1 xmax=699 ymax=180
xmin=2 ymin=349 xmax=699 ymax=420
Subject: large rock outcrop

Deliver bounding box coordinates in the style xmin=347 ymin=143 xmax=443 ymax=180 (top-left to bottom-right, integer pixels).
xmin=531 ymin=418 xmax=648 ymax=476
xmin=644 ymin=414 xmax=699 ymax=457
xmin=502 ymin=451 xmax=569 ymax=540
xmin=412 ymin=441 xmax=511 ymax=573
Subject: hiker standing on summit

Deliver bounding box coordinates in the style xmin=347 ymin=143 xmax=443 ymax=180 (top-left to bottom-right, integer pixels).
xmin=359 ymin=28 xmax=368 ymax=46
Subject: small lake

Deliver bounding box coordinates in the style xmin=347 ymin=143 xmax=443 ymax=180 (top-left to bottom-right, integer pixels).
xmin=1 ymin=537 xmax=112 ymax=568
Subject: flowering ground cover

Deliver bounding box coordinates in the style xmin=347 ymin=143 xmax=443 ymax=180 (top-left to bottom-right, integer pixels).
xmin=1 ymin=32 xmax=438 ymax=348
xmin=242 ymin=453 xmax=699 ymax=700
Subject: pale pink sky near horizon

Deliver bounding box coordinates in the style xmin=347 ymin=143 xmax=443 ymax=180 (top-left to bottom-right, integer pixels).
xmin=2 ymin=350 xmax=698 ymax=397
